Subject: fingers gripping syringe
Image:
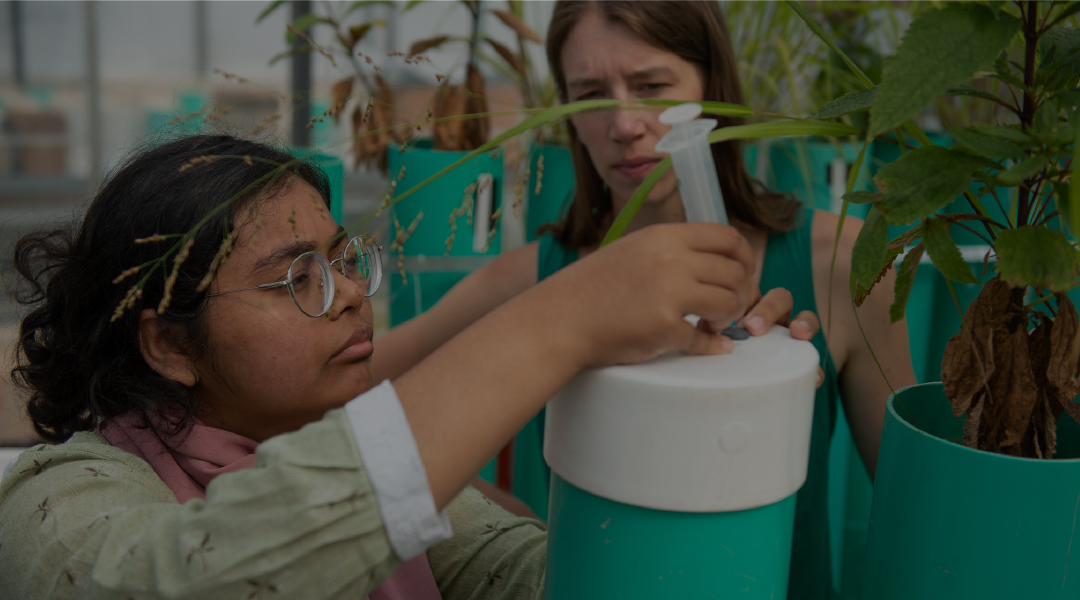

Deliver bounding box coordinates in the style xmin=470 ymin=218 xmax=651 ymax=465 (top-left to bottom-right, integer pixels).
xmin=655 ymin=103 xmax=729 ymax=226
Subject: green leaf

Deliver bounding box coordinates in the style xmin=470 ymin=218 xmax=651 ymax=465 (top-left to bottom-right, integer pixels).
xmin=1032 ymin=98 xmax=1061 ymax=138
xmin=996 ymin=226 xmax=1080 ymax=291
xmin=256 ymin=0 xmax=288 ymax=24
xmin=851 ymin=206 xmax=890 ymax=304
xmin=285 ymin=13 xmax=325 ymax=44
xmin=404 ymin=0 xmax=426 ymax=11
xmin=844 ymin=190 xmax=877 ymax=204
xmin=944 ymin=84 xmax=1003 ymax=104
xmin=269 ymin=46 xmax=312 ymax=66
xmin=1039 ymin=26 xmax=1080 ymax=66
xmin=971 ymin=122 xmax=1034 ymax=143
xmin=870 ymin=4 xmax=1020 ymax=137
xmin=874 ymin=146 xmax=987 ymax=225
xmin=1071 ymin=132 xmax=1080 ymax=239
xmin=812 ymin=88 xmax=877 ymax=120
xmin=923 ymin=218 xmax=978 ymax=284
xmin=891 ymin=243 xmax=925 ymax=323
xmin=602 ymin=157 xmax=673 ymax=246
xmin=707 ymin=120 xmax=861 ymax=144
xmin=996 ymin=154 xmax=1051 ymax=186
xmin=948 ymin=125 xmax=1025 ymax=159
xmin=1053 ymin=181 xmax=1077 ymax=237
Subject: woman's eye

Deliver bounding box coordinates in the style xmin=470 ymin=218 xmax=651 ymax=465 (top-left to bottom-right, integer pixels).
xmin=638 ymin=83 xmax=668 ymax=95
xmin=576 ymin=90 xmax=604 ymax=101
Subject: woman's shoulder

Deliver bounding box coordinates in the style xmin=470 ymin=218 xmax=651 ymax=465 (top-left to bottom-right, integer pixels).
xmin=809 ymin=209 xmax=866 ymax=272
xmin=0 ymin=432 xmax=176 ymax=512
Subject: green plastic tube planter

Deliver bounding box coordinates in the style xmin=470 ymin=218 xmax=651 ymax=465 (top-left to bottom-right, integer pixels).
xmin=524 ymin=142 xmax=575 ymax=242
xmin=386 ymin=140 xmax=503 ymax=328
xmin=860 ymin=383 xmax=1080 ymax=599
xmin=544 ymin=327 xmax=819 ymax=599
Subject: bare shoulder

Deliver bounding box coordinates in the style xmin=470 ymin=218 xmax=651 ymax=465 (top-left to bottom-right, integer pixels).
xmin=810 ymin=209 xmax=864 ymax=270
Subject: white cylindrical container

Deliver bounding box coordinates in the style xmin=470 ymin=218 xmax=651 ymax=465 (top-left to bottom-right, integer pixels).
xmin=544 ymin=326 xmax=819 ymax=599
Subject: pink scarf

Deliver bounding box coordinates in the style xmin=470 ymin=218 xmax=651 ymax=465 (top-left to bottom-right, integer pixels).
xmin=99 ymin=412 xmax=442 ymax=600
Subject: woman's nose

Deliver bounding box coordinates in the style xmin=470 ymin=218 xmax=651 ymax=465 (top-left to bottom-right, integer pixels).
xmin=326 ymin=269 xmax=365 ymax=319
xmin=610 ymin=106 xmax=647 ymax=143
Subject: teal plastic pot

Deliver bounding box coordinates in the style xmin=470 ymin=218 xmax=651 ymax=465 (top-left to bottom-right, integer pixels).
xmin=524 ymin=143 xmax=575 ymax=242
xmin=290 ymin=150 xmax=344 ymax=225
xmin=743 ymin=138 xmax=872 ymax=219
xmin=860 ymin=383 xmax=1080 ymax=599
xmin=386 ymin=140 xmax=503 ymax=327
xmin=546 ymin=473 xmax=798 ymax=600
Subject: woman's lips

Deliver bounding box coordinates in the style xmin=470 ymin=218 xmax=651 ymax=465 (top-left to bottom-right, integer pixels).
xmin=335 ymin=340 xmax=374 ymax=362
xmin=333 ymin=328 xmax=374 ymax=363
xmin=614 ymin=157 xmax=660 ymax=180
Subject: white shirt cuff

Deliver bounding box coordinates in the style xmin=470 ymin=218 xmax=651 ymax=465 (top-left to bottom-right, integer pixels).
xmin=343 ymin=380 xmax=453 ymax=560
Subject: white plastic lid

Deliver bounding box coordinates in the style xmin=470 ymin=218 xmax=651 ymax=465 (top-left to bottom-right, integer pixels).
xmin=659 ymin=102 xmax=703 ymax=125
xmin=544 ymin=326 xmax=820 ymax=512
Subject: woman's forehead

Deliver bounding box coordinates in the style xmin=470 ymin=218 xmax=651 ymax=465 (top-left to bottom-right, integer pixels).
xmin=561 ymin=13 xmax=691 ymax=83
xmin=228 ymin=181 xmax=339 ymax=264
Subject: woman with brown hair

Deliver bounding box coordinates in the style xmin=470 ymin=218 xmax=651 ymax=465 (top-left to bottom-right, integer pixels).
xmin=374 ymin=2 xmax=916 ymax=598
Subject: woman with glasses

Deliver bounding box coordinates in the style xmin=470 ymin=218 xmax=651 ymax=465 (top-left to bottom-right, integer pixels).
xmin=0 ymin=134 xmax=782 ymax=599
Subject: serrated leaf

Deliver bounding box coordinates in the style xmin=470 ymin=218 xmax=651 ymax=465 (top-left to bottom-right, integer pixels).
xmin=812 ymin=88 xmax=876 ymax=120
xmin=256 ymin=0 xmax=288 ymax=24
xmin=844 ymin=190 xmax=877 ymax=204
xmin=870 ymin=4 xmax=1020 ymax=137
xmin=945 ymin=84 xmax=1004 ymax=103
xmin=875 ymin=146 xmax=987 ymax=225
xmin=491 ymin=9 xmax=543 ymax=43
xmin=996 ymin=154 xmax=1051 ymax=185
xmin=851 ymin=207 xmax=898 ymax=306
xmin=891 ymin=243 xmax=925 ymax=323
xmin=1039 ymin=26 xmax=1080 ymax=66
xmin=285 ymin=13 xmax=325 ymax=44
xmin=924 ymin=218 xmax=978 ymax=284
xmin=948 ymin=125 xmax=1026 ymax=159
xmin=1035 ymin=97 xmax=1061 ymax=136
xmin=971 ymin=122 xmax=1034 ymax=143
xmin=996 ymin=226 xmax=1080 ymax=290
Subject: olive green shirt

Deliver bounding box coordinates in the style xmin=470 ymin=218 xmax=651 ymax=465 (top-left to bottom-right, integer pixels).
xmin=0 ymin=408 xmax=546 ymax=599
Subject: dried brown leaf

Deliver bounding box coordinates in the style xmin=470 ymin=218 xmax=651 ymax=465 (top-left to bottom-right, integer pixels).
xmin=963 ymin=395 xmax=984 ymax=448
xmin=409 ymin=35 xmax=451 ymax=57
xmin=977 ymin=322 xmax=1038 ymax=455
xmin=942 ymin=278 xmax=1013 ymax=417
xmin=491 ymin=9 xmax=543 ymax=43
xmin=433 ymin=81 xmax=467 ymax=151
xmin=1048 ymin=294 xmax=1080 ymax=405
xmin=463 ymin=63 xmax=489 ymax=150
xmin=330 ymin=78 xmax=353 ymax=123
xmin=485 ymin=37 xmax=524 ymax=76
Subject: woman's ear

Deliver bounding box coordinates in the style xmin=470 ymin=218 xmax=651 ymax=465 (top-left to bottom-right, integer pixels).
xmin=139 ymin=308 xmax=198 ymax=387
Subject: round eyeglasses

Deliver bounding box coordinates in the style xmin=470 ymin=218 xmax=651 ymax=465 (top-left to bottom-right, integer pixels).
xmin=208 ymin=235 xmax=383 ymax=318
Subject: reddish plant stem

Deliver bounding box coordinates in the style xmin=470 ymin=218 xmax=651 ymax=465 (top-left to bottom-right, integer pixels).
xmin=1018 ymin=1 xmax=1039 ymax=226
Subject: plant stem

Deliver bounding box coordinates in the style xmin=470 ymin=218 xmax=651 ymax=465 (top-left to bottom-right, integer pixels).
xmin=1017 ymin=0 xmax=1039 ymax=226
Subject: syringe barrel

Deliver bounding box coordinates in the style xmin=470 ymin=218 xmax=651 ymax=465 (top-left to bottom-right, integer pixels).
xmin=656 ymin=108 xmax=729 ymax=226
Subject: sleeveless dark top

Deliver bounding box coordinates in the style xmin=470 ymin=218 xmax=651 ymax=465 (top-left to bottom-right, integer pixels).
xmin=535 ymin=208 xmax=840 ymax=600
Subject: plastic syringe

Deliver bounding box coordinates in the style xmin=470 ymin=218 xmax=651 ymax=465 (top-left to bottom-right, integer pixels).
xmin=655 ymin=103 xmax=728 ymax=225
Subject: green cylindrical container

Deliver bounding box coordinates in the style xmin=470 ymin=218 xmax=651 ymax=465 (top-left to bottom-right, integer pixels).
xmin=386 ymin=140 xmax=503 ymax=327
xmin=524 ymin=143 xmax=575 ymax=242
xmin=547 ymin=474 xmax=798 ymax=599
xmin=544 ymin=327 xmax=819 ymax=600
xmin=860 ymin=383 xmax=1080 ymax=599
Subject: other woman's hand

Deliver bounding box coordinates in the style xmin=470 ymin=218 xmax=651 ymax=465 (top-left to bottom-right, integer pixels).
xmin=698 ymin=287 xmax=825 ymax=388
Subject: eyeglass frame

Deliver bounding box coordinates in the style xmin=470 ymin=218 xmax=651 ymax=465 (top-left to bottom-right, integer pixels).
xmin=207 ymin=234 xmax=383 ymax=318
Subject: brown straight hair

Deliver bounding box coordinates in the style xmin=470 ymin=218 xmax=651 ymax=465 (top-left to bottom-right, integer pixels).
xmin=542 ymin=0 xmax=802 ymax=250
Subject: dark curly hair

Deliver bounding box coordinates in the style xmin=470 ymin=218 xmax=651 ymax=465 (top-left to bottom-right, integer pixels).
xmin=11 ymin=135 xmax=331 ymax=442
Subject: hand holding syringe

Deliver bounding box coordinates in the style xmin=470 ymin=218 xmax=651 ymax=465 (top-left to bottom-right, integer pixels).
xmin=657 ymin=103 xmax=750 ymax=339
